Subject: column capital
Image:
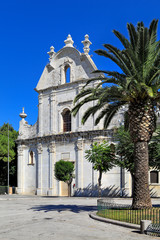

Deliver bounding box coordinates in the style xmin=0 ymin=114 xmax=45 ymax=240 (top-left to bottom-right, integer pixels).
xmin=50 ymin=91 xmax=55 ymax=102
xmin=75 ymin=139 xmax=83 ymax=151
xmin=49 ymin=141 xmax=56 ymax=153
xmin=18 ymin=145 xmax=24 ymax=156
xmin=37 ymin=143 xmax=43 ymax=154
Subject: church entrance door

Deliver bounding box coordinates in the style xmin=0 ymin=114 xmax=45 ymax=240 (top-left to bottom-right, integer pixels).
xmin=60 ymin=181 xmax=68 ymax=196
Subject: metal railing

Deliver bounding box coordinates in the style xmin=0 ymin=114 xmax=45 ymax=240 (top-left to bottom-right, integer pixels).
xmin=97 ymin=199 xmax=160 ymax=225
xmin=146 ymin=223 xmax=160 ymax=237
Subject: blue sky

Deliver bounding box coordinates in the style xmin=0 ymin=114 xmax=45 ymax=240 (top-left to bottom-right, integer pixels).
xmin=1 ymin=0 xmax=160 ymax=131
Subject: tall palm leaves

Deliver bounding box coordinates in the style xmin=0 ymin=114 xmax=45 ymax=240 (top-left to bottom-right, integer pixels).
xmin=72 ymin=19 xmax=160 ymax=209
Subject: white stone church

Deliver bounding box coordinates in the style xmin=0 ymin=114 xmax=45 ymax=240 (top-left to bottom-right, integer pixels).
xmin=16 ymin=34 xmax=160 ymax=197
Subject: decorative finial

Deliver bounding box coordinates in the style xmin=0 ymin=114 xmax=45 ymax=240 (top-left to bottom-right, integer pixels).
xmin=82 ymin=34 xmax=92 ymax=54
xmin=47 ymin=46 xmax=55 ymax=61
xmin=64 ymin=34 xmax=74 ymax=47
xmin=19 ymin=107 xmax=27 ymax=119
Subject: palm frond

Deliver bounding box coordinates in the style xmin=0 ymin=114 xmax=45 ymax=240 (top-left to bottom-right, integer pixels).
xmin=127 ymin=23 xmax=138 ymax=50
xmin=137 ymin=21 xmax=144 ymax=33
xmin=148 ymin=70 xmax=160 ymax=85
xmin=72 ymin=94 xmax=99 ymax=116
xmin=149 ymin=19 xmax=158 ymax=39
xmin=93 ymin=70 xmax=127 ymax=87
xmin=139 ymin=83 xmax=154 ymax=98
xmin=113 ymin=30 xmax=130 ymax=48
xmin=82 ymin=77 xmax=104 ymax=88
xmin=73 ymin=88 xmax=93 ymax=104
xmin=81 ymin=102 xmax=106 ymax=124
xmin=95 ymin=101 xmax=126 ymax=127
xmin=103 ymin=102 xmax=126 ymax=128
xmin=103 ymin=44 xmax=132 ymax=76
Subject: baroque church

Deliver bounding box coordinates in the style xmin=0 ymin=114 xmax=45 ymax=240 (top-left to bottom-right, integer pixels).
xmin=16 ymin=34 xmax=160 ymax=197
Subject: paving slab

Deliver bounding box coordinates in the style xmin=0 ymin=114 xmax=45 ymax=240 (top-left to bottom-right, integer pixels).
xmin=0 ymin=195 xmax=159 ymax=240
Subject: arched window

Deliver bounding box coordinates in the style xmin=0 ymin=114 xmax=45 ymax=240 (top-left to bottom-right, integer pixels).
xmin=65 ymin=65 xmax=70 ymax=83
xmin=29 ymin=151 xmax=34 ymax=165
xmin=62 ymin=109 xmax=71 ymax=132
xmin=150 ymin=171 xmax=159 ymax=184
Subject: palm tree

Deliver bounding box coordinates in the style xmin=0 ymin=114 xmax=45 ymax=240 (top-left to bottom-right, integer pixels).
xmin=72 ymin=19 xmax=160 ymax=209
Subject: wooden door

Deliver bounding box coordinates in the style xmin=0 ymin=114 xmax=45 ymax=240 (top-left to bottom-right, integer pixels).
xmin=60 ymin=181 xmax=68 ymax=196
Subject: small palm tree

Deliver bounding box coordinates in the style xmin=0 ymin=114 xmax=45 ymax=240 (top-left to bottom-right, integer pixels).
xmin=72 ymin=19 xmax=160 ymax=209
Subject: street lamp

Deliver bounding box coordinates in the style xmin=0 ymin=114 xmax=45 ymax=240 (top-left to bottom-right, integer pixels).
xmin=8 ymin=122 xmax=9 ymax=194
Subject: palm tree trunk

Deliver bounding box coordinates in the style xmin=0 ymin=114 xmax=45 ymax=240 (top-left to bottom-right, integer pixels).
xmin=128 ymin=100 xmax=155 ymax=209
xmin=131 ymin=172 xmax=135 ymax=197
xmin=132 ymin=141 xmax=152 ymax=209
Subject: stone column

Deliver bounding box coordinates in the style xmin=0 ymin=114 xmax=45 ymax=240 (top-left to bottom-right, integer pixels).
xmin=17 ymin=145 xmax=24 ymax=194
xmin=38 ymin=93 xmax=43 ymax=137
xmin=60 ymin=65 xmax=65 ymax=85
xmin=70 ymin=65 xmax=74 ymax=82
xmin=36 ymin=143 xmax=43 ymax=195
xmin=75 ymin=139 xmax=83 ymax=189
xmin=47 ymin=141 xmax=56 ymax=195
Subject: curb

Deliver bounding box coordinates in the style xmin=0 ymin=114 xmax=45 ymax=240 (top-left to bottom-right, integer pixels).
xmin=89 ymin=212 xmax=140 ymax=230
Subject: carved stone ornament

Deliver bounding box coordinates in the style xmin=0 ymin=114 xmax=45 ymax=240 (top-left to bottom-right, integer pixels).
xmin=63 ymin=57 xmax=73 ymax=65
xmin=47 ymin=46 xmax=55 ymax=61
xmin=75 ymin=140 xmax=83 ymax=151
xmin=49 ymin=142 xmax=56 ymax=153
xmin=64 ymin=34 xmax=74 ymax=47
xmin=81 ymin=34 xmax=92 ymax=54
xmin=37 ymin=143 xmax=43 ymax=154
xmin=18 ymin=145 xmax=24 ymax=156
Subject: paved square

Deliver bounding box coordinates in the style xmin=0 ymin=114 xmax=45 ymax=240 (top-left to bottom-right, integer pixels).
xmin=0 ymin=195 xmax=159 ymax=240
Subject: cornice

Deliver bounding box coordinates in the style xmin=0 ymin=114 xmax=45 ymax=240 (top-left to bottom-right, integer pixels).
xmin=34 ymin=78 xmax=88 ymax=94
xmin=16 ymin=129 xmax=114 ymax=145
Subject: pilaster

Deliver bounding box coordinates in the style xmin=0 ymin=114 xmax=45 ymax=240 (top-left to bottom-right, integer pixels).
xmin=60 ymin=65 xmax=65 ymax=85
xmin=47 ymin=141 xmax=56 ymax=195
xmin=36 ymin=143 xmax=43 ymax=195
xmin=50 ymin=91 xmax=56 ymax=134
xmin=17 ymin=145 xmax=24 ymax=194
xmin=38 ymin=93 xmax=43 ymax=136
xmin=75 ymin=139 xmax=83 ymax=189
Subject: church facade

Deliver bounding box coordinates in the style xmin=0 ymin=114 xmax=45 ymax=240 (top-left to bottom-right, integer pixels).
xmin=17 ymin=34 xmax=159 ymax=197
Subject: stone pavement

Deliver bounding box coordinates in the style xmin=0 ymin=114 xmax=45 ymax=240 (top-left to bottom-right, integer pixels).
xmin=0 ymin=195 xmax=159 ymax=240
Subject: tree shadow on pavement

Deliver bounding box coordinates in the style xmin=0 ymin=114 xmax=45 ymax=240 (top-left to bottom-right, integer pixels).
xmin=29 ymin=204 xmax=97 ymax=213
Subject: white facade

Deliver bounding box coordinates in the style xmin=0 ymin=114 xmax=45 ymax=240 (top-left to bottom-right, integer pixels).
xmin=16 ymin=34 xmax=131 ymax=197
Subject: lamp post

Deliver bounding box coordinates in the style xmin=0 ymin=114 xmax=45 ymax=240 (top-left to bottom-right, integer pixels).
xmin=8 ymin=122 xmax=9 ymax=194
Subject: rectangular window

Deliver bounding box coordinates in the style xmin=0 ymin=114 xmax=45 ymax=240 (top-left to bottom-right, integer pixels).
xmin=150 ymin=171 xmax=158 ymax=184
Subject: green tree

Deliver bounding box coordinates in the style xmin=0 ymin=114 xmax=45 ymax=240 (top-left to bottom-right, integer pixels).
xmin=54 ymin=160 xmax=74 ymax=197
xmin=85 ymin=141 xmax=115 ymax=197
xmin=0 ymin=123 xmax=18 ymax=186
xmin=73 ymin=20 xmax=160 ymax=208
xmin=114 ymin=127 xmax=134 ymax=173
